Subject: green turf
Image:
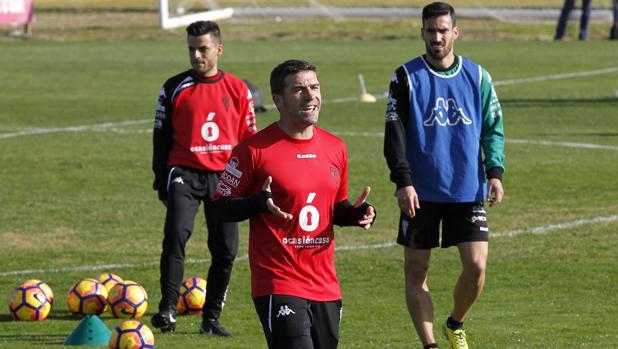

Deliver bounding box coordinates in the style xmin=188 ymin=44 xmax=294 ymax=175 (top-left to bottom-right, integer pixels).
xmin=0 ymin=36 xmax=617 ymax=348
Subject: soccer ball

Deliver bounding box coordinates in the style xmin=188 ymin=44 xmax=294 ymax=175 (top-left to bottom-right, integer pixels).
xmin=8 ymin=280 xmax=53 ymax=321
xmin=177 ymin=277 xmax=207 ymax=315
xmin=108 ymin=280 xmax=148 ymax=319
xmin=98 ymin=273 xmax=123 ymax=312
xmin=98 ymin=273 xmax=123 ymax=293
xmin=66 ymin=278 xmax=108 ymax=316
xmin=23 ymin=279 xmax=54 ymax=306
xmin=109 ymin=320 xmax=154 ymax=349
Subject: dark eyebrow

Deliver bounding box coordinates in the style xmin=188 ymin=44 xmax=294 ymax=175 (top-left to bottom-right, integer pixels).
xmin=425 ymin=27 xmax=449 ymax=32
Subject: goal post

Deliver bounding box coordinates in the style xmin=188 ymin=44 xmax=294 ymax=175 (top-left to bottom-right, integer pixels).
xmin=159 ymin=0 xmax=233 ymax=30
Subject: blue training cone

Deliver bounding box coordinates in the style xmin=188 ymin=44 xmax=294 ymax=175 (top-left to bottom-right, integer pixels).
xmin=64 ymin=315 xmax=111 ymax=346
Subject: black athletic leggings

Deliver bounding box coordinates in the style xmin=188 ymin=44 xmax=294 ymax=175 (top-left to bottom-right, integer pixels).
xmin=159 ymin=166 xmax=239 ymax=320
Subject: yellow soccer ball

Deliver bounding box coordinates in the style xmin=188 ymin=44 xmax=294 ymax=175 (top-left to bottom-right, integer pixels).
xmin=107 ymin=280 xmax=148 ymax=319
xmin=8 ymin=280 xmax=53 ymax=321
xmin=66 ymin=278 xmax=108 ymax=316
xmin=109 ymin=320 xmax=154 ymax=349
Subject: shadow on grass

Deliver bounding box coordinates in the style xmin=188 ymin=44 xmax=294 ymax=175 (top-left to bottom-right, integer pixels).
xmin=0 ymin=310 xmax=112 ymax=322
xmin=0 ymin=333 xmax=66 ymax=345
xmin=46 ymin=311 xmax=84 ymax=321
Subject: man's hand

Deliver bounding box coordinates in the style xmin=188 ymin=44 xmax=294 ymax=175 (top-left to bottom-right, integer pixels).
xmin=353 ymin=186 xmax=375 ymax=229
xmin=487 ymin=178 xmax=504 ymax=206
xmin=396 ymin=185 xmax=420 ymax=218
xmin=262 ymin=176 xmax=293 ymax=220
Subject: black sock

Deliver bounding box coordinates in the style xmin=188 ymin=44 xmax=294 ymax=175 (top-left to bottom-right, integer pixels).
xmin=424 ymin=344 xmax=439 ymax=349
xmin=447 ymin=316 xmax=463 ymax=330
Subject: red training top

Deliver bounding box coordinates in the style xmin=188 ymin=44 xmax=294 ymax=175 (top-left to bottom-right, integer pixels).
xmin=165 ymin=70 xmax=256 ymax=171
xmin=215 ymin=123 xmax=349 ymax=301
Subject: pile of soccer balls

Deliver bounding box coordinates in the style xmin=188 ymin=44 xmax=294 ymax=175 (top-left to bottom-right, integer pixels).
xmin=65 ymin=273 xmax=149 ymax=319
xmin=8 ymin=274 xmax=207 ymax=348
xmin=8 ymin=273 xmax=155 ymax=348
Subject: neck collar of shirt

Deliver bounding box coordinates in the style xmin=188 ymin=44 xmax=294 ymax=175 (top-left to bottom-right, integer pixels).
xmin=273 ymin=122 xmax=317 ymax=144
xmin=422 ymin=55 xmax=460 ymax=76
xmin=191 ymin=69 xmax=224 ymax=83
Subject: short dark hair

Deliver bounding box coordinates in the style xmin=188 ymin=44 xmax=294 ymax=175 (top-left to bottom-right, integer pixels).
xmin=269 ymin=60 xmax=317 ymax=96
xmin=186 ymin=21 xmax=221 ymax=42
xmin=422 ymin=2 xmax=456 ymax=25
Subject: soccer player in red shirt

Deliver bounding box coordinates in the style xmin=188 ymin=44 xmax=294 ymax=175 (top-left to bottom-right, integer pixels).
xmin=151 ymin=20 xmax=256 ymax=336
xmin=211 ymin=59 xmax=376 ymax=349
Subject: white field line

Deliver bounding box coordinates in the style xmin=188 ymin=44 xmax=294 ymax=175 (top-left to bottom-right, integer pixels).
xmin=0 ymin=119 xmax=151 ymax=140
xmin=491 ymin=215 xmax=618 ymax=238
xmin=507 ymin=139 xmax=618 ymax=151
xmin=2 ymin=66 xmax=617 ymax=140
xmin=493 ymin=67 xmax=618 ymax=87
xmin=333 ymin=131 xmax=618 ymax=151
xmin=3 ymin=124 xmax=614 ymax=151
xmin=1 ymin=215 xmax=616 ymax=277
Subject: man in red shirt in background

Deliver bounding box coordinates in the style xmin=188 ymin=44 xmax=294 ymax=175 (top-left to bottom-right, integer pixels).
xmin=211 ymin=59 xmax=376 ymax=349
xmin=151 ymin=20 xmax=256 ymax=336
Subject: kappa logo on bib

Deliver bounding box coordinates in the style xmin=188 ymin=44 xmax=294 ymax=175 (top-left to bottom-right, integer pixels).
xmin=424 ymin=97 xmax=472 ymax=127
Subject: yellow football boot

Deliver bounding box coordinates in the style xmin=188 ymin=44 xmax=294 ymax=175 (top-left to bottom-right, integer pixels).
xmin=443 ymin=324 xmax=468 ymax=349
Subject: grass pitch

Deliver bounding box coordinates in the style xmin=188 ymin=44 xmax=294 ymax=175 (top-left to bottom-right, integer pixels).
xmin=1 ymin=28 xmax=617 ymax=349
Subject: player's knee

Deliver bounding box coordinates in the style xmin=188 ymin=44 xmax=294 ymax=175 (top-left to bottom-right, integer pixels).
xmin=405 ymin=260 xmax=430 ymax=284
xmin=463 ymin=260 xmax=486 ymax=282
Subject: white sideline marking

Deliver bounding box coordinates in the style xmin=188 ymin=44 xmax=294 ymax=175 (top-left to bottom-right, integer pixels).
xmin=0 ymin=120 xmax=151 ymax=140
xmin=507 ymin=139 xmax=618 ymax=151
xmin=2 ymin=67 xmax=617 ymax=140
xmin=493 ymin=67 xmax=618 ymax=87
xmin=492 ymin=215 xmax=618 ymax=238
xmin=1 ymin=215 xmax=616 ymax=277
xmin=333 ymin=131 xmax=618 ymax=151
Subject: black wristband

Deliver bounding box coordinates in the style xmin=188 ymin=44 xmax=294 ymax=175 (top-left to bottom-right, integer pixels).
xmin=486 ymin=166 xmax=504 ymax=181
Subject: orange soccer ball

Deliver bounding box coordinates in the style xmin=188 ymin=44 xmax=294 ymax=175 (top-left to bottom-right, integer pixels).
xmin=109 ymin=320 xmax=154 ymax=349
xmin=107 ymin=280 xmax=148 ymax=319
xmin=8 ymin=280 xmax=53 ymax=321
xmin=177 ymin=277 xmax=207 ymax=315
xmin=66 ymin=278 xmax=108 ymax=316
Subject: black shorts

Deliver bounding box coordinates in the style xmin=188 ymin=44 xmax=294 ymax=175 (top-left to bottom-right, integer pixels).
xmin=253 ymin=294 xmax=342 ymax=349
xmin=396 ymin=201 xmax=488 ymax=249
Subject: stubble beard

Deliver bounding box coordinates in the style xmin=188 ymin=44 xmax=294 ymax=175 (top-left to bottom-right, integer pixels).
xmin=425 ymin=42 xmax=451 ymax=61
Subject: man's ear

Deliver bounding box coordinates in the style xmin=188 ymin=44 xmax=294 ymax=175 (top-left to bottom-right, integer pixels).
xmin=272 ymin=94 xmax=282 ymax=108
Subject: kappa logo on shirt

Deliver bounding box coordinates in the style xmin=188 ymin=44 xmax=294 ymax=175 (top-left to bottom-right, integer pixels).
xmin=297 ymin=153 xmax=317 ymax=159
xmin=385 ymin=93 xmax=399 ymax=122
xmin=172 ymin=177 xmax=184 ymax=185
xmin=424 ymin=97 xmax=472 ymax=127
xmin=275 ymin=305 xmax=296 ymax=318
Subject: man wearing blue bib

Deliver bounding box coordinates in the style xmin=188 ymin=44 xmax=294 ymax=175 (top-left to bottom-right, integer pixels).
xmin=383 ymin=3 xmax=505 ymax=349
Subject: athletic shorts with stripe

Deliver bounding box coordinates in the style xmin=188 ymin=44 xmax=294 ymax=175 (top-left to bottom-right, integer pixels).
xmin=397 ymin=201 xmax=489 ymax=249
xmin=253 ymin=294 xmax=342 ymax=349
